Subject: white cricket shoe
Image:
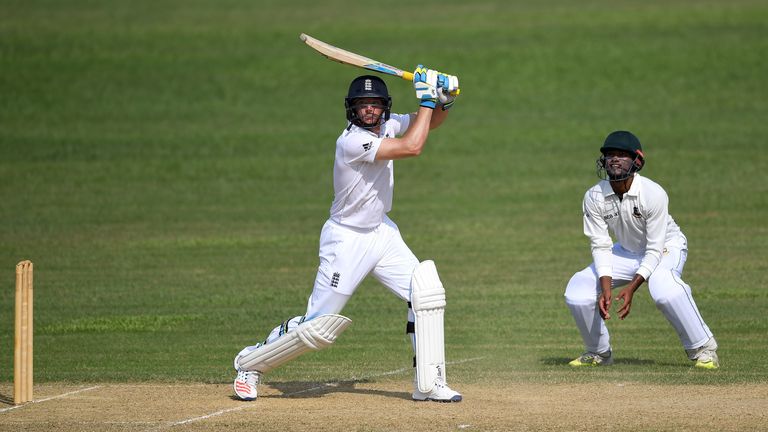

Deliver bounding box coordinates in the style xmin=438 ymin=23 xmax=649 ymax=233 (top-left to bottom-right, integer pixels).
xmin=412 ymin=378 xmax=462 ymax=403
xmin=233 ymin=369 xmax=260 ymax=401
xmin=687 ymin=337 xmax=719 ymax=370
xmin=233 ymin=354 xmax=261 ymax=401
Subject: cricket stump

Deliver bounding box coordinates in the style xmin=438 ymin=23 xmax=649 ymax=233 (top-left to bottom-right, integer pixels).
xmin=14 ymin=260 xmax=34 ymax=404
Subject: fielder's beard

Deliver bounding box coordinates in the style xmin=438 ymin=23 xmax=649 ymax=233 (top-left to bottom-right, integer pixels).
xmin=597 ymin=156 xmax=637 ymax=181
xmin=607 ymin=161 xmax=631 ymax=180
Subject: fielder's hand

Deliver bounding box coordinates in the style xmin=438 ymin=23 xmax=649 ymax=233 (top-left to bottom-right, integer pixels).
xmin=598 ymin=287 xmax=612 ymax=320
xmin=616 ymin=274 xmax=644 ymax=320
xmin=615 ymin=287 xmax=635 ymax=320
xmin=437 ymin=73 xmax=459 ymax=111
xmin=413 ymin=65 xmax=438 ymax=109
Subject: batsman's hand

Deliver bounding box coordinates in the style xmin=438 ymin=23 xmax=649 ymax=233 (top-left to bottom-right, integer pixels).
xmin=437 ymin=73 xmax=460 ymax=111
xmin=413 ymin=65 xmax=438 ymax=109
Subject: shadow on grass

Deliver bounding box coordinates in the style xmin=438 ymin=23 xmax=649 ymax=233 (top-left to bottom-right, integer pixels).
xmin=541 ymin=357 xmax=657 ymax=366
xmin=229 ymin=379 xmax=412 ymax=401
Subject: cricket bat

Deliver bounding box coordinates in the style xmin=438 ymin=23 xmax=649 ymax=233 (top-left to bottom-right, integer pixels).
xmin=300 ymin=33 xmax=415 ymax=82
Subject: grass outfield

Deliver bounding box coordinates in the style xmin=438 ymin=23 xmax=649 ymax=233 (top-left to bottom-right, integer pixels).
xmin=1 ymin=0 xmax=767 ymax=395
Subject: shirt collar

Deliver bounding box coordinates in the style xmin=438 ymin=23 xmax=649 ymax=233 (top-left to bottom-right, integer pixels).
xmin=599 ymin=173 xmax=641 ymax=198
xmin=625 ymin=173 xmax=641 ymax=197
xmin=348 ymin=122 xmax=384 ymax=137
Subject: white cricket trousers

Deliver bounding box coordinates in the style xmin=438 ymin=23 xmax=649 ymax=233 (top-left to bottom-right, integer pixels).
xmin=305 ymin=216 xmax=419 ymax=319
xmin=253 ymin=215 xmax=419 ymax=346
xmin=564 ymin=243 xmax=714 ymax=354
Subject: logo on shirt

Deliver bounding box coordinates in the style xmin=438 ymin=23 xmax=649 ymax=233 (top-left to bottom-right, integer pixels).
xmin=362 ymin=142 xmax=372 ymax=152
xmin=632 ymin=206 xmax=643 ymax=218
xmin=331 ymin=272 xmax=341 ymax=288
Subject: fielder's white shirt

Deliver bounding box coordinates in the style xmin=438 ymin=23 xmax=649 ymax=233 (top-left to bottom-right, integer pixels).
xmin=329 ymin=113 xmax=411 ymax=229
xmin=582 ymin=173 xmax=685 ymax=280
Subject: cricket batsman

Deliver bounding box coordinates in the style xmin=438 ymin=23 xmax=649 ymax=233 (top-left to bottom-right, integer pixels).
xmin=232 ymin=66 xmax=463 ymax=402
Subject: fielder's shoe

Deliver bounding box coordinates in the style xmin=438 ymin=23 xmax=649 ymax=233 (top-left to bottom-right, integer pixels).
xmin=569 ymin=350 xmax=613 ymax=367
xmin=233 ymin=354 xmax=260 ymax=401
xmin=687 ymin=337 xmax=719 ymax=370
xmin=412 ymin=378 xmax=462 ymax=403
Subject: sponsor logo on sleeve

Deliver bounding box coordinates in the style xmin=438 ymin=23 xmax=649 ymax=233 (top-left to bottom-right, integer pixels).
xmin=362 ymin=142 xmax=372 ymax=152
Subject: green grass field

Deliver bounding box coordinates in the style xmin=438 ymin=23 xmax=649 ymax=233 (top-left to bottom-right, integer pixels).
xmin=1 ymin=0 xmax=767 ymax=394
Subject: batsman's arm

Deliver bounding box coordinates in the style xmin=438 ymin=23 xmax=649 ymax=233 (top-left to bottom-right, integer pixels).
xmin=375 ymin=66 xmax=451 ymax=160
xmin=375 ymin=106 xmax=434 ymax=160
xmin=427 ymin=105 xmax=449 ymax=129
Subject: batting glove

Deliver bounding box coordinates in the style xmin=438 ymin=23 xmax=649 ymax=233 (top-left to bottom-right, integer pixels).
xmin=437 ymin=73 xmax=459 ymax=111
xmin=413 ymin=65 xmax=438 ymax=109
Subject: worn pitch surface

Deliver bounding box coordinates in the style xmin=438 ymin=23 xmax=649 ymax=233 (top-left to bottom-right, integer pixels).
xmin=1 ymin=382 xmax=766 ymax=431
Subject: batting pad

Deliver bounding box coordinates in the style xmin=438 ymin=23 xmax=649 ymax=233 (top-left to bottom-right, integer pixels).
xmin=237 ymin=314 xmax=351 ymax=374
xmin=411 ymin=260 xmax=447 ymax=393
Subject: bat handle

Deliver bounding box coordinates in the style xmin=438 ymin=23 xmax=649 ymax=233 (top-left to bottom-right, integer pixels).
xmin=401 ymin=71 xmax=460 ymax=96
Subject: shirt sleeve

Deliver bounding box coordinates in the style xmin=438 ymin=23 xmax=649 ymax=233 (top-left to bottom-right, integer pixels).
xmin=637 ymin=184 xmax=669 ymax=279
xmin=339 ymin=133 xmax=382 ymax=164
xmin=389 ymin=113 xmax=411 ymax=136
xmin=583 ymin=188 xmax=613 ymax=278
xmin=339 ymin=114 xmax=411 ymax=164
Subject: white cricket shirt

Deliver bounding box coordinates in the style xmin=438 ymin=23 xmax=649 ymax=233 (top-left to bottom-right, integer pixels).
xmin=582 ymin=173 xmax=685 ymax=280
xmin=329 ymin=113 xmax=411 ymax=229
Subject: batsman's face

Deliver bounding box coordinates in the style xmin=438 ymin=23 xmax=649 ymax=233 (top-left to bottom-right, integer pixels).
xmin=354 ymin=98 xmax=386 ymax=125
xmin=603 ymin=150 xmax=634 ymax=178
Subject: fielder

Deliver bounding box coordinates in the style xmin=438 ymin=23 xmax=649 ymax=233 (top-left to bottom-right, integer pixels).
xmin=564 ymin=131 xmax=719 ymax=369
xmin=233 ymin=66 xmax=463 ymax=402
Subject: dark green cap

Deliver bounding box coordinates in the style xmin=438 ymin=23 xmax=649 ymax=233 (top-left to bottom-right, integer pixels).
xmin=600 ymin=130 xmax=643 ymax=159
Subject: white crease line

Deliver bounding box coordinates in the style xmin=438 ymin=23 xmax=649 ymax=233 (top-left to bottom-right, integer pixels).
xmin=159 ymin=356 xmax=485 ymax=429
xmin=168 ymin=405 xmax=251 ymax=427
xmin=0 ymin=386 xmax=102 ymax=413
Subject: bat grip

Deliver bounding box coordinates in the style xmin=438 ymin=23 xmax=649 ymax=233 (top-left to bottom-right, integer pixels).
xmin=401 ymin=71 xmax=460 ymax=96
